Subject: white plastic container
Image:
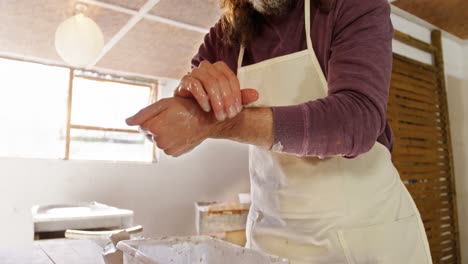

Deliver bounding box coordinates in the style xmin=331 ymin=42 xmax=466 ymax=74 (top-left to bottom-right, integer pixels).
xmin=117 ymin=236 xmax=289 ymax=264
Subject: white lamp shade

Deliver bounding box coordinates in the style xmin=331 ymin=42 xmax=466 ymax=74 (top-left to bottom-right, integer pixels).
xmin=55 ymin=14 xmax=104 ymax=68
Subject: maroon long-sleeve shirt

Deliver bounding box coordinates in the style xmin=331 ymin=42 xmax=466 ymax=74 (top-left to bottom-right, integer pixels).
xmin=192 ymin=0 xmax=394 ymax=157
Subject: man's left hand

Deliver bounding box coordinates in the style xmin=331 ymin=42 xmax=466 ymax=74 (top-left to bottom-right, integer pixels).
xmin=126 ymin=97 xmax=218 ymax=157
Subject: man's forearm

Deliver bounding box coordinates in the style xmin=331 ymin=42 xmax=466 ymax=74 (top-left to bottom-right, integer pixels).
xmin=209 ymin=107 xmax=274 ymax=149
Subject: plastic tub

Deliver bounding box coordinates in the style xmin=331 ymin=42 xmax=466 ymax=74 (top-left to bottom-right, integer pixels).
xmin=117 ymin=236 xmax=289 ymax=264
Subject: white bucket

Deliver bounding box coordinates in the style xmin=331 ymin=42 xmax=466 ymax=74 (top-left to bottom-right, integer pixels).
xmin=117 ymin=236 xmax=289 ymax=264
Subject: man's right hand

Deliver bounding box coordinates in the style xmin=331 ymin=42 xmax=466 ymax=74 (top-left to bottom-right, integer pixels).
xmin=174 ymin=60 xmax=259 ymax=121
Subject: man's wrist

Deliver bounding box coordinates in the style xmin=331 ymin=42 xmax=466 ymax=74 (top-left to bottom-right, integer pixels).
xmin=209 ymin=111 xmax=241 ymax=140
xmin=206 ymin=107 xmax=274 ymax=149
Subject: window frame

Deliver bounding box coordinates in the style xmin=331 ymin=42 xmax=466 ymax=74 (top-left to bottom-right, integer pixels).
xmin=64 ymin=69 xmax=158 ymax=162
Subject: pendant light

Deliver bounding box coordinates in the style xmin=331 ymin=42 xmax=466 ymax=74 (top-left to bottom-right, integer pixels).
xmin=55 ymin=3 xmax=104 ymax=68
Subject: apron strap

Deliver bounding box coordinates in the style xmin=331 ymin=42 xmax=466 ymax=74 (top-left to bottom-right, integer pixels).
xmin=305 ymin=0 xmax=313 ymax=51
xmin=238 ymin=45 xmax=246 ymax=70
xmin=305 ymin=0 xmax=328 ymax=90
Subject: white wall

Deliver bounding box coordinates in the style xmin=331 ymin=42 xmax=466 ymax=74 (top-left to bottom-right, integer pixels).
xmin=391 ymin=11 xmax=468 ymax=263
xmin=450 ymin=44 xmax=468 ymax=263
xmin=447 ymin=74 xmax=468 ymax=263
xmin=0 ymin=79 xmax=251 ymax=248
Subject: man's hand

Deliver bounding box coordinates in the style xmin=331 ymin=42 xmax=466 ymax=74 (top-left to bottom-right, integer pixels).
xmin=127 ymin=96 xmax=274 ymax=158
xmin=175 ymin=61 xmax=259 ymax=121
xmin=126 ymin=97 xmax=218 ymax=157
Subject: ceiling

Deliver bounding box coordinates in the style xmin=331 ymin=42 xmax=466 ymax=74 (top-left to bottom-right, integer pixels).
xmin=0 ymin=0 xmax=465 ymax=81
xmin=393 ymin=0 xmax=468 ymax=40
xmin=0 ymin=0 xmax=221 ymax=80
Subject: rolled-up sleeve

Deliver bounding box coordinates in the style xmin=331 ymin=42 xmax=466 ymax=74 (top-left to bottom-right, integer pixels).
xmin=272 ymin=0 xmax=393 ymax=157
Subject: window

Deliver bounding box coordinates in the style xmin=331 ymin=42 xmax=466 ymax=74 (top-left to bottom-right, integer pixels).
xmin=0 ymin=58 xmax=69 ymax=159
xmin=0 ymin=57 xmax=158 ymax=162
xmin=67 ymin=73 xmax=157 ymax=162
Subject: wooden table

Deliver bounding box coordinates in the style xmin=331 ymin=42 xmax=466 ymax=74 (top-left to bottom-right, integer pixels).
xmin=0 ymin=240 xmax=105 ymax=264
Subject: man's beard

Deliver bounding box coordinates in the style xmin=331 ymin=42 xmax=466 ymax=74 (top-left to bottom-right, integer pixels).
xmin=249 ymin=0 xmax=293 ymax=16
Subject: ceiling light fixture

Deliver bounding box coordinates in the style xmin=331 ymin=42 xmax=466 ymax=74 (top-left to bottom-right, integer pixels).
xmin=54 ymin=3 xmax=104 ymax=68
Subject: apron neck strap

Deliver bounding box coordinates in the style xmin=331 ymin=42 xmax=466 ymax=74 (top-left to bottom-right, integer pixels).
xmin=237 ymin=0 xmax=312 ymax=70
xmin=238 ymin=45 xmax=246 ymax=69
xmin=304 ymin=0 xmax=313 ymax=51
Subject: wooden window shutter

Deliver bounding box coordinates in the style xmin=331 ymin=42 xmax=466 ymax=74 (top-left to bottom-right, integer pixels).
xmin=388 ymin=30 xmax=461 ymax=263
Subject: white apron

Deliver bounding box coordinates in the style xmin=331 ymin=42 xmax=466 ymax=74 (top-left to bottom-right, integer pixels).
xmin=237 ymin=0 xmax=433 ymax=263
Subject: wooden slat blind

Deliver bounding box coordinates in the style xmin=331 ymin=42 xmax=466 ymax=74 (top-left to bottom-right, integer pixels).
xmin=388 ymin=30 xmax=461 ymax=263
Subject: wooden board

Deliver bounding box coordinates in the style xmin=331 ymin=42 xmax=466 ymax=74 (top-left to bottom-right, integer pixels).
xmin=0 ymin=240 xmax=104 ymax=264
xmin=0 ymin=244 xmax=54 ymax=264
xmin=37 ymin=239 xmax=105 ymax=264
